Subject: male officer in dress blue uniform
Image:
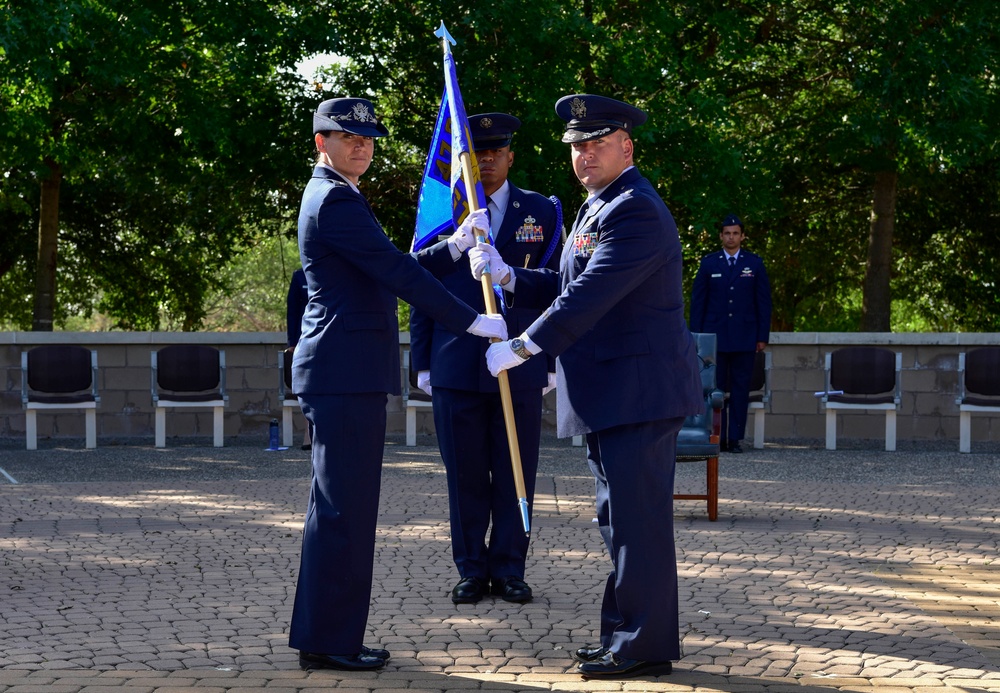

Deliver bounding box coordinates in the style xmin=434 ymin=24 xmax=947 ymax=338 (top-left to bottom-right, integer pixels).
xmin=409 ymin=113 xmax=563 ymax=605
xmin=689 ymin=214 xmax=772 ymax=453
xmin=470 ymin=95 xmax=703 ymax=679
xmin=288 ymin=97 xmax=507 ymax=672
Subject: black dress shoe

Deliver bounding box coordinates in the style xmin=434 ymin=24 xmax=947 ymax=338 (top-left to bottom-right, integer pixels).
xmin=361 ymin=645 xmax=390 ymax=660
xmin=728 ymin=442 xmax=743 ymax=453
xmin=451 ymin=576 xmax=487 ymax=604
xmin=298 ymin=650 xmax=386 ymax=671
xmin=572 ymin=645 xmax=607 ymax=663
xmin=577 ymin=651 xmax=672 ymax=679
xmin=491 ymin=576 xmax=533 ymax=603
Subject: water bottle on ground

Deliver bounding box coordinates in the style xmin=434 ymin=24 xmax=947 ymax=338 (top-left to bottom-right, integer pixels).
xmin=268 ymin=418 xmax=280 ymax=450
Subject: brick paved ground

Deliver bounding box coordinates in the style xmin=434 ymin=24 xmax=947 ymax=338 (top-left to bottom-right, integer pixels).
xmin=1 ymin=435 xmax=998 ymax=692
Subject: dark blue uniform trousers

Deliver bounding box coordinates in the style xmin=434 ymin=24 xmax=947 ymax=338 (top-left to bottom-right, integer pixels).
xmin=717 ymin=350 xmax=756 ymax=445
xmin=432 ymin=387 xmax=542 ymax=581
xmin=289 ymin=392 xmax=387 ymax=655
xmin=586 ymin=416 xmax=685 ymax=661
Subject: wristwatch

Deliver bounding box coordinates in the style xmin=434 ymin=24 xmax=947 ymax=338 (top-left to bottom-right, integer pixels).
xmin=510 ymin=337 xmax=533 ymax=360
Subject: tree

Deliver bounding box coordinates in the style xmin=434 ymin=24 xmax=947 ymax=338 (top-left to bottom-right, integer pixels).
xmin=0 ymin=0 xmax=334 ymax=330
xmin=690 ymin=0 xmax=1000 ymax=330
xmin=4 ymin=0 xmax=998 ymax=333
xmin=301 ymin=0 xmax=999 ymax=333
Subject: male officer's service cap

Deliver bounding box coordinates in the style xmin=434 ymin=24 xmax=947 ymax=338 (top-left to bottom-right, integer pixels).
xmin=554 ymin=94 xmax=647 ymax=143
xmin=721 ymin=214 xmax=744 ymax=230
xmin=469 ymin=113 xmax=521 ymax=150
xmin=313 ymin=97 xmax=390 ymax=137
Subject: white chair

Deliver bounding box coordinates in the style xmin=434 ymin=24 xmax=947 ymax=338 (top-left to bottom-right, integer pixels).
xmin=748 ymin=350 xmax=772 ymax=449
xmin=402 ymin=350 xmax=433 ymax=446
xmin=22 ymin=345 xmax=99 ymax=450
xmin=956 ymin=347 xmax=1000 ymax=453
xmin=151 ymin=345 xmax=227 ymax=447
xmin=822 ymin=347 xmax=901 ymax=451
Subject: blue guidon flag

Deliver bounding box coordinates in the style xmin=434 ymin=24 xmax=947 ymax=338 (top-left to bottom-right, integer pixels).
xmin=412 ymin=23 xmax=487 ymax=252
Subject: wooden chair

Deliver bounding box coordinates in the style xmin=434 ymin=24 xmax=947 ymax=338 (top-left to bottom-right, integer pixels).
xmin=402 ymin=350 xmax=433 ymax=446
xmin=675 ymin=332 xmax=724 ymax=521
xmin=956 ymin=347 xmax=1000 ymax=453
xmin=822 ymin=347 xmax=901 ymax=451
xmin=21 ymin=345 xmax=100 ymax=450
xmin=151 ymin=345 xmax=227 ymax=447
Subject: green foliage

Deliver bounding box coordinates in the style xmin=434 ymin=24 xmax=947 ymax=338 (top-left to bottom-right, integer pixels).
xmin=202 ymin=232 xmax=299 ymax=333
xmin=2 ymin=0 xmax=999 ymax=333
xmin=0 ymin=0 xmax=333 ymax=330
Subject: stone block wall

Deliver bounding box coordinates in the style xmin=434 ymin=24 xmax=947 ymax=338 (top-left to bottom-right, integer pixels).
xmin=2 ymin=331 xmax=998 ymax=448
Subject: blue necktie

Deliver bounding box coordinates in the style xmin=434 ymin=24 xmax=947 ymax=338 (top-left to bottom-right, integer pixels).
xmin=485 ymin=196 xmax=495 ymax=242
xmin=574 ymin=201 xmax=590 ymax=230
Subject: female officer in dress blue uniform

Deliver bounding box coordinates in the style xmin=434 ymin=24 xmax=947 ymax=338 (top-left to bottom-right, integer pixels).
xmin=288 ymin=97 xmax=507 ymax=671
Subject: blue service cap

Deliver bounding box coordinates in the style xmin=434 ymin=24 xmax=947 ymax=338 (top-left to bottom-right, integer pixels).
xmin=554 ymin=94 xmax=647 ymax=143
xmin=313 ymin=97 xmax=390 ymax=137
xmin=721 ymin=214 xmax=744 ymax=230
xmin=469 ymin=112 xmax=521 ymax=149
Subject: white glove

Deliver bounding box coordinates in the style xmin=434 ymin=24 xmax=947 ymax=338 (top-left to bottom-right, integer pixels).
xmin=468 ymin=241 xmax=510 ymax=283
xmin=417 ymin=371 xmax=432 ymax=396
xmin=485 ymin=340 xmax=527 ymax=377
xmin=448 ymin=209 xmax=489 ymax=253
xmin=466 ymin=313 xmax=508 ymax=340
xmin=542 ymin=372 xmax=557 ymax=396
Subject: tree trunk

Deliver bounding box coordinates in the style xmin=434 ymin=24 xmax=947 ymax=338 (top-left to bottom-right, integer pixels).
xmin=32 ymin=158 xmax=61 ymax=332
xmin=860 ymin=170 xmax=897 ymax=332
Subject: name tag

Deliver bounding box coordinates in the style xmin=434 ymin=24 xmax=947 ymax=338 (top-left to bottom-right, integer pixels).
xmin=711 ymin=273 xmax=722 ymax=278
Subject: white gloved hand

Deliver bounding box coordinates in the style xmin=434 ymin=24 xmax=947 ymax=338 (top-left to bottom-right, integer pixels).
xmin=485 ymin=340 xmax=527 ymax=377
xmin=466 ymin=313 xmax=508 ymax=340
xmin=542 ymin=372 xmax=557 ymax=396
xmin=468 ymin=241 xmax=510 ymax=283
xmin=448 ymin=208 xmax=489 ymax=253
xmin=417 ymin=371 xmax=432 ymax=396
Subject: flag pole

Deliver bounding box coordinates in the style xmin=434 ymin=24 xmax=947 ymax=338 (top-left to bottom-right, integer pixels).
xmin=436 ymin=22 xmax=530 ymax=536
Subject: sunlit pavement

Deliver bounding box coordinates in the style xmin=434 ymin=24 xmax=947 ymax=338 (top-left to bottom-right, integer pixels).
xmin=1 ymin=435 xmax=998 ymax=692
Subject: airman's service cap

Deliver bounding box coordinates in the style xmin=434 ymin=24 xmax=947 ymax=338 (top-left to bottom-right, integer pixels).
xmin=469 ymin=113 xmax=521 ymax=150
xmin=721 ymin=214 xmax=744 ymax=230
xmin=313 ymin=97 xmax=390 ymax=137
xmin=554 ymin=94 xmax=647 ymax=143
